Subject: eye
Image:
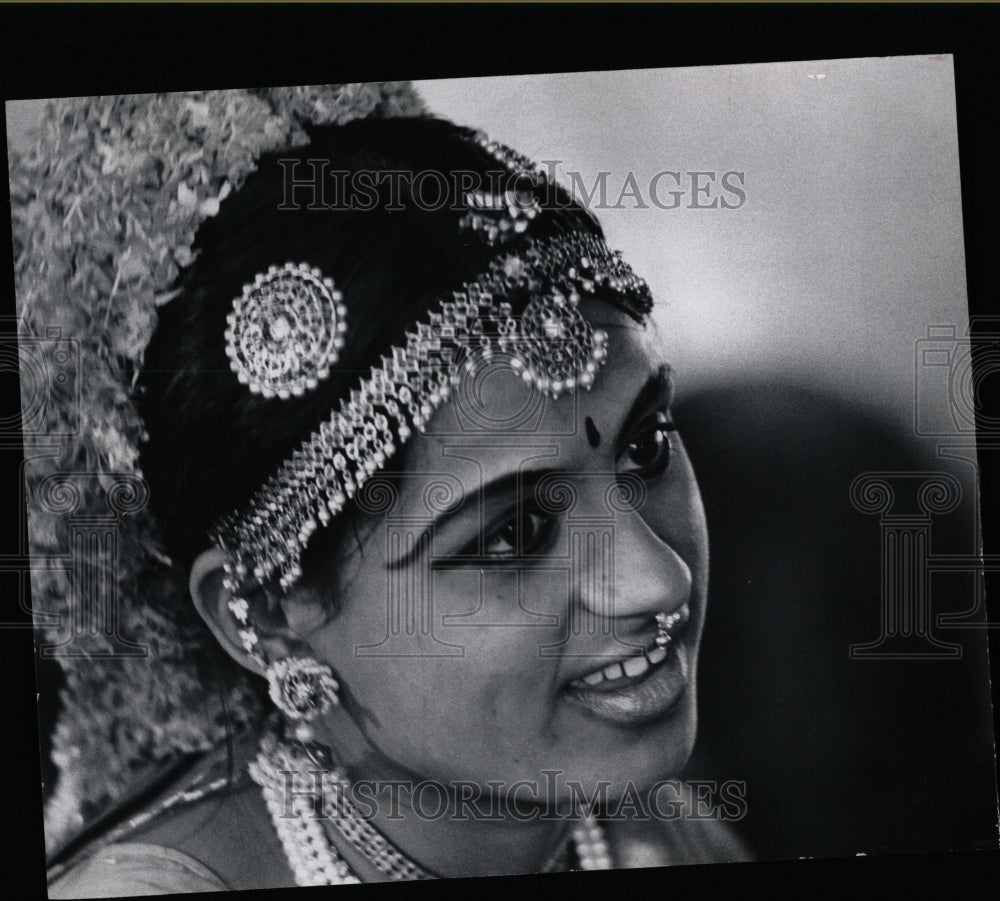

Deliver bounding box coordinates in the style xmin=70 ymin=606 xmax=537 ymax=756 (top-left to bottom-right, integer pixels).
xmin=482 ymin=506 xmax=555 ymax=558
xmin=618 ymin=411 xmax=676 ymax=476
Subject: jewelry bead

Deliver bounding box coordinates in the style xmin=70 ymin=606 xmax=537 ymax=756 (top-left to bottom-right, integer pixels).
xmin=252 ymin=731 xmax=614 ymax=882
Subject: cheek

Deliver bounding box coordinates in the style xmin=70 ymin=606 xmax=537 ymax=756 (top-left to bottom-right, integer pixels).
xmin=319 ymin=560 xmax=560 ymax=733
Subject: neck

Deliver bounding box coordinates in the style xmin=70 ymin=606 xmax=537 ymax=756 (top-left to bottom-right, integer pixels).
xmin=307 ymin=712 xmax=577 ymax=879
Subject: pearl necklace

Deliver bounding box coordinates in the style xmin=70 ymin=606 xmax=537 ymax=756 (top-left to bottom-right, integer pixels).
xmin=249 ymin=734 xmax=613 ymax=885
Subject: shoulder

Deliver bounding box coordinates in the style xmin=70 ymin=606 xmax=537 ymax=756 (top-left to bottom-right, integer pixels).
xmin=126 ymin=776 xmax=294 ymax=891
xmin=48 ymin=780 xmax=294 ymax=896
xmin=47 ymin=842 xmax=228 ymax=898
xmin=48 ymin=730 xmax=294 ymax=895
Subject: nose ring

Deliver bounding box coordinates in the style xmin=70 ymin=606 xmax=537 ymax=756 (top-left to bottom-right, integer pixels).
xmin=655 ymin=609 xmax=682 ymax=647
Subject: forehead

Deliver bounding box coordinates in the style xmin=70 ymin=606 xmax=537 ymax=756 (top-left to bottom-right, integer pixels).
xmin=399 ymin=300 xmax=666 ymax=483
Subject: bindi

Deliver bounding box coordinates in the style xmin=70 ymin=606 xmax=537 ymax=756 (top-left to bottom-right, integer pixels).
xmin=585 ymin=415 xmax=602 ymax=448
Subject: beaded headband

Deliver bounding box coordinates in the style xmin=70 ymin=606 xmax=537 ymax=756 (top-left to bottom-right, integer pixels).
xmin=211 ymin=137 xmax=654 ymax=666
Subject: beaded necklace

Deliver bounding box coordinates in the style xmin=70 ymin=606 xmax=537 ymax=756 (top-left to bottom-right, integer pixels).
xmin=248 ymin=733 xmax=613 ymax=885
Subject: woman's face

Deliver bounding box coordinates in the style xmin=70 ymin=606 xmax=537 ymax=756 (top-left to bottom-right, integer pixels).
xmin=308 ymin=300 xmax=708 ymax=800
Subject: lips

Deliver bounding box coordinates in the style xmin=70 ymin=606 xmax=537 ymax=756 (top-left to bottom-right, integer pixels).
xmin=562 ymin=603 xmax=692 ymax=725
xmin=566 ymin=602 xmax=690 ymax=691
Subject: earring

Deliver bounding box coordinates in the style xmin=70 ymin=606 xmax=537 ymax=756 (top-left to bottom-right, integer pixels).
xmin=266 ymin=657 xmax=340 ymax=741
xmin=223 ymin=557 xmax=340 ymax=741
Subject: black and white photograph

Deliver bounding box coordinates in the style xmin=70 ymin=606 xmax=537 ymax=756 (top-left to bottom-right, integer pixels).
xmin=4 ymin=11 xmax=999 ymax=896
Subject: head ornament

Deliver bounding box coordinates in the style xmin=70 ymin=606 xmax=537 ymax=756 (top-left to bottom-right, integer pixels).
xmin=216 ymin=228 xmax=653 ymax=669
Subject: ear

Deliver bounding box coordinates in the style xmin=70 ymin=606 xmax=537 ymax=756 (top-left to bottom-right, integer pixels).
xmin=189 ymin=546 xmax=268 ymax=677
xmin=189 ymin=546 xmax=332 ymax=678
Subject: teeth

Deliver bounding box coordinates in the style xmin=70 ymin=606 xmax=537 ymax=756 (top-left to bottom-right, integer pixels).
xmin=570 ymin=605 xmax=690 ymax=690
xmin=622 ymin=655 xmax=650 ymax=678
xmin=603 ymin=662 xmax=624 ymax=681
xmin=572 ymin=635 xmax=677 ymax=689
xmin=646 ymin=645 xmax=668 ymax=665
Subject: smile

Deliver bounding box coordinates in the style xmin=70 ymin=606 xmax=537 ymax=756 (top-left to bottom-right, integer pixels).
xmin=567 ymin=603 xmax=691 ymax=689
xmin=562 ymin=603 xmax=692 ymax=725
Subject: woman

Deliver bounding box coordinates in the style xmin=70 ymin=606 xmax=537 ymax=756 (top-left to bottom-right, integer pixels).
xmin=40 ymin=101 xmax=748 ymax=895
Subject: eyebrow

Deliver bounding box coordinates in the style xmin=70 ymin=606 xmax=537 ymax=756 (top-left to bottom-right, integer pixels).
xmin=385 ymin=364 xmax=675 ymax=571
xmin=614 ymin=364 xmax=674 ymax=449
xmin=385 ymin=466 xmax=559 ymax=571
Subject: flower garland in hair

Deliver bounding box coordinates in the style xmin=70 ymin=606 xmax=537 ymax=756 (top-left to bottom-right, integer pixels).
xmin=9 ymin=82 xmax=427 ymax=856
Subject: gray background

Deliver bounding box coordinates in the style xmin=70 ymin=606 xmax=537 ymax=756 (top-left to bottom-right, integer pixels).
xmin=415 ymin=56 xmax=967 ymax=443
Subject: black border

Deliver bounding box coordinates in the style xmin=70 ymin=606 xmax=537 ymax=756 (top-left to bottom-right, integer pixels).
xmin=3 ymin=3 xmax=999 ymax=898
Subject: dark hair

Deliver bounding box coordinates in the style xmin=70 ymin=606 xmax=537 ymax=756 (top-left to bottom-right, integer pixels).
xmin=137 ymin=116 xmax=604 ymax=598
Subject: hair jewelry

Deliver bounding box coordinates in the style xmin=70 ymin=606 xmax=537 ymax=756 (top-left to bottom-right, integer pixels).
xmin=225 ymin=262 xmax=347 ymax=399
xmin=458 ymin=131 xmax=548 ymax=247
xmin=213 ymin=231 xmax=652 ymax=608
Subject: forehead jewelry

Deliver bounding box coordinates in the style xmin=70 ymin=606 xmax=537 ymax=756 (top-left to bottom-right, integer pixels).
xmin=214 ymin=231 xmax=652 ymax=605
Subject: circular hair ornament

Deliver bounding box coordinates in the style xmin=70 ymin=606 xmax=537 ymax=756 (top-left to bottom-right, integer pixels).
xmin=225 ymin=262 xmax=347 ymax=399
xmin=510 ymin=291 xmax=608 ymax=397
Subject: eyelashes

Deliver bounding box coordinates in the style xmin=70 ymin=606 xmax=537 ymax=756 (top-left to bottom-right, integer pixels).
xmin=618 ymin=410 xmax=677 ymax=479
xmin=481 ymin=508 xmax=557 ymax=559
xmin=442 ymin=408 xmax=678 ymax=565
xmin=435 ymin=506 xmax=557 ymax=565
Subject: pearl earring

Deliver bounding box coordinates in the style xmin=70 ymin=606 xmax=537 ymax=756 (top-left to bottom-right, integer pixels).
xmin=266 ymin=657 xmax=340 ymax=742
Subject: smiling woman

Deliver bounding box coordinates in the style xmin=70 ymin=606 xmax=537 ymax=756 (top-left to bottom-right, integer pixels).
xmin=30 ymin=86 xmax=749 ymax=895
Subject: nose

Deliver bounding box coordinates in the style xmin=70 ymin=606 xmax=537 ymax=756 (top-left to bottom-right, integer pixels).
xmin=571 ymin=496 xmax=692 ymax=625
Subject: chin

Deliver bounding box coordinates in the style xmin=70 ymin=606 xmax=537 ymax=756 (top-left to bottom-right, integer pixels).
xmin=612 ymin=683 xmax=699 ymax=791
xmin=557 ymin=629 xmax=702 ymax=781
xmin=551 ymin=681 xmax=700 ymax=802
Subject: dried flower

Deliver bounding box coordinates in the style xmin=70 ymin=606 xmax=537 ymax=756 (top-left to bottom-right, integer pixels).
xmin=14 ymin=82 xmax=426 ymax=853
